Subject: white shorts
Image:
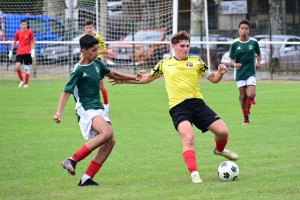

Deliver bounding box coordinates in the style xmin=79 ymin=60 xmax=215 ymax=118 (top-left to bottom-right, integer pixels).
xmin=236 ymin=76 xmax=256 ymax=88
xmin=76 ymin=107 xmax=111 ymax=140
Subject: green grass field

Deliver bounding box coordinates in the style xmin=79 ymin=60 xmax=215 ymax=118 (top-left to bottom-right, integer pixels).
xmin=0 ymin=78 xmax=299 ymax=200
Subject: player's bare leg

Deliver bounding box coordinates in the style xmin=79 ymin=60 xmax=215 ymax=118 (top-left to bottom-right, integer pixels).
xmin=78 ymin=119 xmax=115 ymax=186
xmin=177 ymin=120 xmax=202 ymax=183
xmin=16 ymin=62 xmax=24 ymax=87
xmin=239 ymin=86 xmax=249 ymax=125
xmin=209 ymin=119 xmax=238 ymax=161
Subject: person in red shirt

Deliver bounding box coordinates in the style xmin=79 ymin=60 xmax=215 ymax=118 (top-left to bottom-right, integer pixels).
xmin=9 ymin=20 xmax=35 ymax=88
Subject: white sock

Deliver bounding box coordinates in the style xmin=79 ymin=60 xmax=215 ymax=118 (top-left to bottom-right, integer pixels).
xmin=69 ymin=157 xmax=75 ymax=161
xmin=81 ymin=174 xmax=91 ymax=184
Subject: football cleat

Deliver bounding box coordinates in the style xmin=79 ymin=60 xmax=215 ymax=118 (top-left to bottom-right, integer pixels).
xmin=214 ymin=149 xmax=239 ymax=161
xmin=191 ymin=171 xmax=203 ymax=184
xmin=61 ymin=159 xmax=77 ymax=176
xmin=18 ymin=81 xmax=24 ymax=88
xmin=242 ymin=119 xmax=249 ymax=125
xmin=78 ymin=178 xmax=100 ymax=186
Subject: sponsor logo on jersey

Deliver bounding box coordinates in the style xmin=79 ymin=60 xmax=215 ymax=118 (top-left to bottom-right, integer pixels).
xmin=186 ymin=62 xmax=193 ymax=67
xmin=83 ymin=72 xmax=87 ymax=77
xmin=237 ymin=46 xmax=241 ymax=50
xmin=249 ymin=45 xmax=253 ymax=50
xmin=95 ymin=67 xmax=99 ymax=73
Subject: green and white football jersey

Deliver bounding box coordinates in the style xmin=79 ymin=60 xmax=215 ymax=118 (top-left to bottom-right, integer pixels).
xmin=229 ymin=37 xmax=260 ymax=81
xmin=64 ymin=59 xmax=111 ymax=111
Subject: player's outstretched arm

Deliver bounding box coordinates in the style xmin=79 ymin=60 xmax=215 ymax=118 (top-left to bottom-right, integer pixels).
xmin=109 ymin=72 xmax=156 ymax=85
xmin=106 ymin=70 xmax=140 ymax=81
xmin=207 ymin=64 xmax=228 ymax=83
xmin=53 ymin=92 xmax=71 ymax=124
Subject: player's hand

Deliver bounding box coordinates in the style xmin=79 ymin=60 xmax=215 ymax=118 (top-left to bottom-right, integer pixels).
xmin=8 ymin=51 xmax=13 ymax=60
xmin=255 ymin=63 xmax=260 ymax=70
xmin=136 ymin=70 xmax=147 ymax=81
xmin=31 ymin=49 xmax=36 ymax=59
xmin=108 ymin=78 xmax=123 ymax=85
xmin=217 ymin=64 xmax=228 ymax=75
xmin=234 ymin=63 xmax=242 ymax=69
xmin=53 ymin=113 xmax=62 ymax=123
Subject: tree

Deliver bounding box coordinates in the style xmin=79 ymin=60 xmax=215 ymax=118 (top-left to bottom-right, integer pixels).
xmin=190 ymin=0 xmax=205 ymax=35
xmin=269 ymin=0 xmax=286 ymax=35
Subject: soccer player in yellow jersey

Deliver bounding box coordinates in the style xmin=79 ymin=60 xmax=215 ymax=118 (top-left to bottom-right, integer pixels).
xmin=109 ymin=31 xmax=238 ymax=184
xmin=84 ymin=19 xmax=110 ymax=112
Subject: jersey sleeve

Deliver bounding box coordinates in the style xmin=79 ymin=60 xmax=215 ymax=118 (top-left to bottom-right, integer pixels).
xmin=150 ymin=60 xmax=164 ymax=78
xmin=198 ymin=59 xmax=211 ymax=78
xmin=95 ymin=59 xmax=110 ymax=79
xmin=255 ymin=41 xmax=261 ymax=55
xmin=64 ymin=65 xmax=82 ymax=93
xmin=14 ymin=31 xmax=19 ymax=41
xmin=95 ymin=34 xmax=106 ymax=50
xmin=229 ymin=43 xmax=236 ymax=59
xmin=29 ymin=30 xmax=35 ymax=41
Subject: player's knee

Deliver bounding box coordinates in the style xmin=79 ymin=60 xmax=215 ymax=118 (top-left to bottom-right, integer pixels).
xmin=216 ymin=128 xmax=229 ymax=139
xmin=248 ymin=94 xmax=256 ymax=99
xmin=102 ymin=130 xmax=114 ymax=142
xmin=16 ymin=63 xmax=21 ymax=70
xmin=108 ymin=137 xmax=116 ymax=147
xmin=240 ymin=94 xmax=247 ymax=102
xmin=24 ymin=65 xmax=30 ymax=74
xmin=182 ymin=135 xmax=195 ymax=146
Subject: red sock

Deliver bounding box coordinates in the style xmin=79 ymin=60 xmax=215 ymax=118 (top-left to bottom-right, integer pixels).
xmin=101 ymin=88 xmax=109 ymax=104
xmin=85 ymin=160 xmax=103 ymax=178
xmin=247 ymin=103 xmax=251 ymax=113
xmin=242 ymin=108 xmax=249 ymax=118
xmin=17 ymin=69 xmax=23 ymax=81
xmin=24 ymin=74 xmax=30 ymax=85
xmin=246 ymin=97 xmax=251 ymax=112
xmin=71 ymin=145 xmax=92 ymax=162
xmin=183 ymin=150 xmax=197 ymax=174
xmin=215 ymin=138 xmax=228 ymax=152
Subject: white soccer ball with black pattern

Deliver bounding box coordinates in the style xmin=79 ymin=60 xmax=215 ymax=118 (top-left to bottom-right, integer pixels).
xmin=218 ymin=161 xmax=239 ymax=181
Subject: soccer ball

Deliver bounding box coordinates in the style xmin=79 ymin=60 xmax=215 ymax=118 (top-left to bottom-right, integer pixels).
xmin=218 ymin=161 xmax=239 ymax=181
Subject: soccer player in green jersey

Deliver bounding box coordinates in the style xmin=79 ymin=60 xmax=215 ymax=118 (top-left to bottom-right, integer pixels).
xmin=53 ymin=34 xmax=142 ymax=186
xmin=109 ymin=31 xmax=239 ymax=184
xmin=229 ymin=19 xmax=261 ymax=125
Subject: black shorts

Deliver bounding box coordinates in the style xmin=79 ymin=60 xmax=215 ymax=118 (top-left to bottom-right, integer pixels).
xmin=16 ymin=54 xmax=32 ymax=65
xmin=169 ymin=98 xmax=221 ymax=133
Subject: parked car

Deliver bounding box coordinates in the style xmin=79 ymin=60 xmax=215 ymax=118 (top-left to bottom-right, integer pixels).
xmin=0 ymin=14 xmax=65 ymax=62
xmin=106 ymin=28 xmax=169 ymax=66
xmin=163 ymin=34 xmax=233 ymax=69
xmin=40 ymin=34 xmax=82 ymax=64
xmin=221 ymin=35 xmax=300 ymax=71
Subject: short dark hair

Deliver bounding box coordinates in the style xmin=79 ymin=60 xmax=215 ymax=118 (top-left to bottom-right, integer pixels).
xmin=84 ymin=19 xmax=94 ymax=27
xmin=171 ymin=31 xmax=190 ymax=45
xmin=20 ymin=19 xmax=27 ymax=24
xmin=239 ymin=19 xmax=251 ymax=29
xmin=80 ymin=34 xmax=99 ymax=50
